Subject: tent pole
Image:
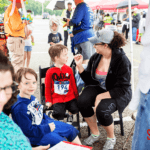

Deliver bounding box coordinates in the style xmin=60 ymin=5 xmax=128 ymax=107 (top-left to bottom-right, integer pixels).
xmin=115 ymin=9 xmax=118 ymax=26
xmin=128 ymin=0 xmax=134 ymax=94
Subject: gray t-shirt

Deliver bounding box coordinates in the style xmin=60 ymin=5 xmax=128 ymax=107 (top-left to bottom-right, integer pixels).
xmin=122 ymin=14 xmax=129 ymax=22
xmin=95 ymin=72 xmax=107 ymax=90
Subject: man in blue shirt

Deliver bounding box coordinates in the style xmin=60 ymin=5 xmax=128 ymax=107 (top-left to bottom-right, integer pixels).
xmin=66 ymin=0 xmax=95 ymax=64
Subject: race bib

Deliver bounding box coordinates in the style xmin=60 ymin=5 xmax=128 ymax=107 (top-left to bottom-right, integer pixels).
xmin=54 ymin=81 xmax=69 ymax=95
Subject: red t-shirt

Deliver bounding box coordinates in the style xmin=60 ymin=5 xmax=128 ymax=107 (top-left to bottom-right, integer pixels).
xmin=45 ymin=64 xmax=79 ymax=104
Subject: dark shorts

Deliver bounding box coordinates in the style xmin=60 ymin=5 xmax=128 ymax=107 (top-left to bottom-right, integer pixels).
xmin=52 ymin=99 xmax=79 ymax=120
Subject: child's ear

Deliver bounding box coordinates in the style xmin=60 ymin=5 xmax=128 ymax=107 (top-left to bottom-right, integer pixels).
xmin=55 ymin=56 xmax=58 ymax=61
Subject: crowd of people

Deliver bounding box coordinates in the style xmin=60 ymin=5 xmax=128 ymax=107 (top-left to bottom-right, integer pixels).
xmin=0 ymin=0 xmax=150 ymax=150
xmin=93 ymin=7 xmax=146 ymax=45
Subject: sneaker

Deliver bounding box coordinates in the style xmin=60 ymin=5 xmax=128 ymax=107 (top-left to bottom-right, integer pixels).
xmin=132 ymin=41 xmax=136 ymax=43
xmin=102 ymin=137 xmax=116 ymax=150
xmin=82 ymin=134 xmax=101 ymax=146
xmin=66 ymin=114 xmax=73 ymax=124
xmin=135 ymin=41 xmax=140 ymax=45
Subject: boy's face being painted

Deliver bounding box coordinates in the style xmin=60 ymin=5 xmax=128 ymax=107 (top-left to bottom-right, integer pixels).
xmin=51 ymin=23 xmax=58 ymax=31
xmin=55 ymin=48 xmax=68 ymax=65
xmin=18 ymin=73 xmax=37 ymax=99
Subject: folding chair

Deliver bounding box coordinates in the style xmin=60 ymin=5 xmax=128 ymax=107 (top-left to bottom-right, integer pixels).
xmin=39 ymin=65 xmax=81 ymax=138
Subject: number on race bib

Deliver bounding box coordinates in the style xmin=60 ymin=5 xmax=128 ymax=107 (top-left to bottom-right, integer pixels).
xmin=54 ymin=81 xmax=69 ymax=95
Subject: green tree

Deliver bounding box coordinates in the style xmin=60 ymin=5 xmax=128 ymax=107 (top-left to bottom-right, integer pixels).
xmin=25 ymin=0 xmax=63 ymax=16
xmin=0 ymin=0 xmax=63 ymax=16
xmin=0 ymin=0 xmax=10 ymax=14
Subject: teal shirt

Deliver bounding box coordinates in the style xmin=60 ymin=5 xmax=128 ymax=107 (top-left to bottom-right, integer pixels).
xmin=0 ymin=112 xmax=32 ymax=150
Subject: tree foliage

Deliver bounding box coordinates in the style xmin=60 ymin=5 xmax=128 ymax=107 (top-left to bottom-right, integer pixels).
xmin=25 ymin=0 xmax=63 ymax=16
xmin=0 ymin=0 xmax=63 ymax=16
xmin=0 ymin=0 xmax=10 ymax=14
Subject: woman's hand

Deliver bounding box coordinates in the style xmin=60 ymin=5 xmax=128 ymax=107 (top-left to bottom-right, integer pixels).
xmin=94 ymin=96 xmax=102 ymax=113
xmin=74 ymin=54 xmax=83 ymax=67
xmin=49 ymin=122 xmax=55 ymax=132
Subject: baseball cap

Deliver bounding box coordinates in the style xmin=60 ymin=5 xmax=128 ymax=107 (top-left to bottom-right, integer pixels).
xmin=88 ymin=29 xmax=114 ymax=45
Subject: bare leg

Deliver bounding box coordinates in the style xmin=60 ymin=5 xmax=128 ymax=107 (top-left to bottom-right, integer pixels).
xmin=23 ymin=51 xmax=27 ymax=67
xmin=102 ymin=122 xmax=115 ymax=138
xmin=122 ymin=33 xmax=125 ymax=39
xmin=136 ymin=35 xmax=140 ymax=42
xmin=27 ymin=51 xmax=31 ymax=68
xmin=84 ymin=114 xmax=100 ymax=135
xmin=72 ymin=136 xmax=82 ymax=145
xmin=82 ymin=60 xmax=89 ymax=65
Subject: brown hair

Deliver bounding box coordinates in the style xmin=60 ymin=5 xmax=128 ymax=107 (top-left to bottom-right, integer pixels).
xmin=15 ymin=68 xmax=38 ymax=84
xmin=48 ymin=44 xmax=68 ymax=62
xmin=27 ymin=9 xmax=32 ymax=13
xmin=108 ymin=31 xmax=126 ymax=49
xmin=0 ymin=51 xmax=18 ymax=109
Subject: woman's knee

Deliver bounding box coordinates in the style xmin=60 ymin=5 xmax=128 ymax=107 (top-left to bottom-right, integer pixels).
xmin=96 ymin=101 xmax=114 ymax=126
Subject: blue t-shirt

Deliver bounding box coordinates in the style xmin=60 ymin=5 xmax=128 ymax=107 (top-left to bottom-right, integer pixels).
xmin=0 ymin=112 xmax=32 ymax=149
xmin=48 ymin=32 xmax=63 ymax=44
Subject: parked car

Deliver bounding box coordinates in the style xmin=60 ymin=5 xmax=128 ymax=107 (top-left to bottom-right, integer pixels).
xmin=42 ymin=12 xmax=49 ymax=19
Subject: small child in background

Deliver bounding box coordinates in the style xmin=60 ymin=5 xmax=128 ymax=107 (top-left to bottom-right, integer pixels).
xmin=48 ymin=16 xmax=63 ymax=65
xmin=48 ymin=16 xmax=63 ymax=46
xmin=22 ymin=17 xmax=33 ymax=68
xmin=136 ymin=12 xmax=146 ymax=45
xmin=45 ymin=44 xmax=79 ymax=121
xmin=11 ymin=67 xmax=81 ymax=147
xmin=27 ymin=10 xmax=35 ymax=46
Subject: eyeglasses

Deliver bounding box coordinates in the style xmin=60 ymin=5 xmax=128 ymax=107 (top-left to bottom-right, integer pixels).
xmin=0 ymin=81 xmax=18 ymax=95
xmin=94 ymin=43 xmax=104 ymax=46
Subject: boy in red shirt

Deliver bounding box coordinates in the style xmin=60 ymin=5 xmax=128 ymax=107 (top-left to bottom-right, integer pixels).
xmin=45 ymin=44 xmax=79 ymax=120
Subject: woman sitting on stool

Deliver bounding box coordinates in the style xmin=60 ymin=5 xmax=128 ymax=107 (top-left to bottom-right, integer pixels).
xmin=74 ymin=29 xmax=132 ymax=150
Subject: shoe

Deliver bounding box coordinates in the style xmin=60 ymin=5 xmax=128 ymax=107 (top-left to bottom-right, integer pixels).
xmin=82 ymin=134 xmax=101 ymax=146
xmin=135 ymin=41 xmax=140 ymax=45
xmin=132 ymin=41 xmax=136 ymax=43
xmin=102 ymin=137 xmax=116 ymax=150
xmin=66 ymin=114 xmax=73 ymax=124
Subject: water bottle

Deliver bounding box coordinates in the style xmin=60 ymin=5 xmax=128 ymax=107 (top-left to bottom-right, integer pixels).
xmin=67 ymin=28 xmax=72 ymax=34
xmin=74 ymin=47 xmax=78 ymax=55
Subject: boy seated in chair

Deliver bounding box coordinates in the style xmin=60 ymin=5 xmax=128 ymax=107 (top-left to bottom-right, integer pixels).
xmin=45 ymin=44 xmax=79 ymax=121
xmin=11 ymin=67 xmax=81 ymax=147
